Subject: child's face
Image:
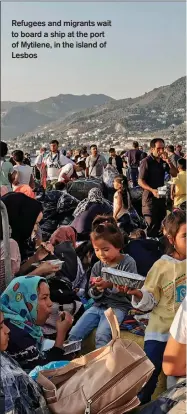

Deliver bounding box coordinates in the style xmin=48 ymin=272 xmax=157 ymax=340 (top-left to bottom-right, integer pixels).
xmin=114 ymin=180 xmax=121 ymax=191
xmin=0 ymin=312 xmax=10 ymax=352
xmin=92 ymin=238 xmax=120 ymax=264
xmin=174 ymin=223 xmax=186 ymax=258
xmin=168 ymin=223 xmax=186 ymax=259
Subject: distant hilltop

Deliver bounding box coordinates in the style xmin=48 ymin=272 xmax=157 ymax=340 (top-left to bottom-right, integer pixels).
xmin=1 ymin=76 xmax=186 ymax=141
xmin=1 ymin=94 xmax=114 ymax=139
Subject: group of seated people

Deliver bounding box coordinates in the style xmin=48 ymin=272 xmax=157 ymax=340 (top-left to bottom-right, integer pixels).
xmin=0 ymin=181 xmax=186 ymax=412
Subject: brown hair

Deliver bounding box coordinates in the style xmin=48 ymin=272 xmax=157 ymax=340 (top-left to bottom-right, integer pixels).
xmin=162 ymin=210 xmax=186 ymax=254
xmin=91 ymin=222 xmax=124 ymax=249
xmin=92 ymin=215 xmax=118 ymax=231
xmin=114 ymin=175 xmax=130 ymax=209
xmin=130 ymin=229 xmax=146 ymax=240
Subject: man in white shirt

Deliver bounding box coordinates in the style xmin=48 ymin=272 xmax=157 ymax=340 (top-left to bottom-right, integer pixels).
xmin=58 ymin=160 xmax=86 ymax=183
xmin=12 ymin=150 xmax=34 ymax=189
xmin=42 ymin=140 xmax=74 ymax=187
xmin=162 ymin=295 xmax=186 ymax=378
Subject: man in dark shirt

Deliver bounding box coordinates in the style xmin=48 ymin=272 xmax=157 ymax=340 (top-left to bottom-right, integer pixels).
xmin=138 ymin=138 xmax=177 ymax=237
xmin=175 ymin=144 xmax=184 ymax=158
xmin=126 ymin=141 xmax=142 ymax=187
xmin=166 ymin=145 xmax=180 ymax=168
xmin=108 ymin=148 xmax=123 ymax=174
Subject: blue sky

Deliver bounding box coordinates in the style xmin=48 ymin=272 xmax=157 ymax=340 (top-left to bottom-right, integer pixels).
xmin=1 ymin=2 xmax=186 ymax=101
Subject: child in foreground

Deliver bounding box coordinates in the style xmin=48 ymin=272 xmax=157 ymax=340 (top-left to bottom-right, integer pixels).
xmin=117 ymin=210 xmax=186 ymax=404
xmin=68 ymin=219 xmax=137 ymax=348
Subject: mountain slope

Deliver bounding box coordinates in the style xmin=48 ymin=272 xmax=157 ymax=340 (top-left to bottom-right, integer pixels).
xmin=1 ymin=94 xmax=114 ymax=139
xmin=2 ymin=76 xmax=186 ymax=141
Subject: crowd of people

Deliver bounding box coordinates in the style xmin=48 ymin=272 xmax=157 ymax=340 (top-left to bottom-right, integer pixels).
xmin=0 ymin=137 xmax=186 ymax=413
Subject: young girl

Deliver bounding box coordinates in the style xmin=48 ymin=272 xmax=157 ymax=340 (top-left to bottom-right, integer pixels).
xmin=113 ymin=176 xmax=130 ymax=221
xmin=113 ymin=175 xmax=134 ymax=235
xmin=68 ymin=220 xmax=137 ymax=348
xmin=119 ymin=210 xmax=186 ymax=404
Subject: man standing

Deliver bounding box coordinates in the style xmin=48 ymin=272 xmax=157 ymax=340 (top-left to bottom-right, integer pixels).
xmin=86 ymin=145 xmax=107 ymax=178
xmin=108 ymin=148 xmax=123 ymax=174
xmin=166 ymin=145 xmax=180 ymax=168
xmin=126 ymin=141 xmax=142 ymax=187
xmin=43 ymin=140 xmax=74 ymax=188
xmin=34 ymin=146 xmax=47 ymax=173
xmin=138 ymin=138 xmax=177 ymax=237
xmin=175 ymin=144 xmax=184 ymax=158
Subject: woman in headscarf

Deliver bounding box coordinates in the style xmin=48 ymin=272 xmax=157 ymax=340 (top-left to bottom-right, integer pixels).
xmin=1 ymin=192 xmax=43 ymax=260
xmin=0 ymin=193 xmax=60 ymax=289
xmin=50 ymin=225 xmax=76 ymax=248
xmin=71 ymin=188 xmax=112 ymax=239
xmin=0 ymin=310 xmax=50 ymax=414
xmin=1 ymin=276 xmax=73 ymax=372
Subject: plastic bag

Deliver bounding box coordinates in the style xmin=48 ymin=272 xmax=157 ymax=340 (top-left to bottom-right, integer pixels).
xmin=57 ymin=193 xmax=79 ymax=214
xmin=67 ymin=178 xmax=103 ymax=201
xmin=29 ymin=360 xmax=70 ymax=381
xmin=103 ymin=165 xmax=118 ymax=188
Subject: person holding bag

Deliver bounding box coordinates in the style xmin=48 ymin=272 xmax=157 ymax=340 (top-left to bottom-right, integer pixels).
xmin=86 ymin=145 xmax=107 ymax=179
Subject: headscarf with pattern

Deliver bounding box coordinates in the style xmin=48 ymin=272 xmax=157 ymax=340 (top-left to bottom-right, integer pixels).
xmin=73 ymin=188 xmax=110 ymax=217
xmin=1 ymin=275 xmax=47 ymax=344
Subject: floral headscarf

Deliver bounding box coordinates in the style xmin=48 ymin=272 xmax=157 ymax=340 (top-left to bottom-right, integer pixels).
xmin=1 ymin=275 xmax=47 ymax=344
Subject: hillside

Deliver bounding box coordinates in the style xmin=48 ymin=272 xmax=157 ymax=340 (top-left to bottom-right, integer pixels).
xmin=1 ymin=94 xmax=113 ymax=139
xmin=2 ymin=76 xmax=186 ymax=142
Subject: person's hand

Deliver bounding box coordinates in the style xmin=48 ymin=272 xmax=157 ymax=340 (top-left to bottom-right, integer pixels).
xmin=151 ymin=189 xmax=159 ymax=198
xmin=34 ymin=242 xmax=54 ymax=261
xmin=95 ymin=278 xmax=113 ymax=291
xmin=114 ymin=285 xmax=143 ymax=300
xmin=56 ymin=311 xmax=74 ymax=332
xmin=37 ymin=261 xmax=60 ymax=275
xmin=161 ymin=152 xmax=169 ymax=163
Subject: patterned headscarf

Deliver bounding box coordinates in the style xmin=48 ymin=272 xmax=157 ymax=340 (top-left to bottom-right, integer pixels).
xmin=1 ymin=275 xmax=47 ymax=344
xmin=73 ymin=188 xmax=106 ymax=217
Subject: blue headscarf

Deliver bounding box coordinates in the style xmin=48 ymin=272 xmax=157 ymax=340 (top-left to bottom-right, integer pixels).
xmin=1 ymin=275 xmax=47 ymax=344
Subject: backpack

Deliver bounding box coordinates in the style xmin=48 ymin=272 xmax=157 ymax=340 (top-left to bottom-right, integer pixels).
xmin=103 ymin=164 xmax=118 ymax=188
xmin=138 ymin=379 xmax=186 ymax=414
xmin=37 ymin=308 xmax=154 ymax=414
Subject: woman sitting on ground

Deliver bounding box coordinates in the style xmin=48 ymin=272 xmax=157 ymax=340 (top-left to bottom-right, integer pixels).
xmin=41 ymin=226 xmax=85 ymax=337
xmin=71 ymin=188 xmax=112 ymax=239
xmin=1 ymin=276 xmax=73 ymax=372
xmin=0 ymin=193 xmax=60 ymax=292
xmin=0 ymin=310 xmax=50 ymax=414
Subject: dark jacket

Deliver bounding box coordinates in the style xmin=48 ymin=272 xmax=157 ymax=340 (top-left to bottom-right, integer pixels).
xmin=108 ymin=155 xmax=123 ymax=174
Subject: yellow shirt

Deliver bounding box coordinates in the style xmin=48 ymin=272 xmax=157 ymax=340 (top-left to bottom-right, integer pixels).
xmin=172 ymin=171 xmax=186 ymax=207
xmin=132 ymin=256 xmax=186 ymax=341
